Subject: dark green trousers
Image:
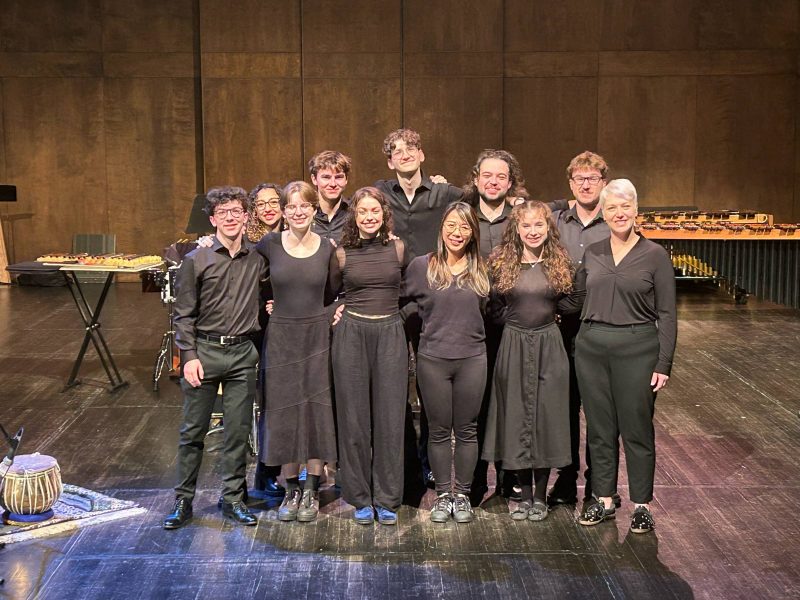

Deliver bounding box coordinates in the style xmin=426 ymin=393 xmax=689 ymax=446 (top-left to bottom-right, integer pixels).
xmin=175 ymin=339 xmax=258 ymax=503
xmin=575 ymin=322 xmax=659 ymax=504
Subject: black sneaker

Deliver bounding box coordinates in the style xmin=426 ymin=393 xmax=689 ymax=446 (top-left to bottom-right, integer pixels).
xmin=630 ymin=506 xmax=655 ymax=534
xmin=452 ymin=493 xmax=474 ymax=523
xmin=430 ymin=493 xmax=453 ymax=523
xmin=578 ymin=501 xmax=616 ymax=526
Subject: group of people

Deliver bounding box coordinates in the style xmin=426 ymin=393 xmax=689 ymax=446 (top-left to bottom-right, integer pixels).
xmin=163 ymin=129 xmax=677 ymax=537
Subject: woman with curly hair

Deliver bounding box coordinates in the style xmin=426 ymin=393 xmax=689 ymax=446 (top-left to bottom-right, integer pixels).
xmin=331 ymin=187 xmax=408 ymax=526
xmin=404 ymin=201 xmax=490 ymax=524
xmin=482 ymin=200 xmax=584 ymax=522
xmin=246 ymin=183 xmax=284 ymax=242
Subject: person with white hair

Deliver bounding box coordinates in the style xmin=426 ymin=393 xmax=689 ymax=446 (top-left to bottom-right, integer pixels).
xmin=574 ymin=178 xmax=677 ymax=534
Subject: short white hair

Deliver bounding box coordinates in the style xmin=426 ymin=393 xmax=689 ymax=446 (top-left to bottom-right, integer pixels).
xmin=599 ymin=178 xmax=638 ymax=209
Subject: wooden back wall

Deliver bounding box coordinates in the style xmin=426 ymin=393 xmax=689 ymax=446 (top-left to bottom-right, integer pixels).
xmin=1 ymin=0 xmax=798 ymax=260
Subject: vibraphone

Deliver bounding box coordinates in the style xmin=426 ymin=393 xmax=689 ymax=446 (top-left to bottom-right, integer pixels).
xmin=637 ymin=211 xmax=800 ymax=308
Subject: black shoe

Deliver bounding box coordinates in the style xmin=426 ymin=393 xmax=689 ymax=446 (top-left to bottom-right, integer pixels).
xmin=221 ymin=500 xmax=258 ymax=526
xmin=547 ymin=491 xmax=578 ymax=507
xmin=582 ymin=493 xmax=622 ymax=508
xmin=630 ymin=506 xmax=655 ymax=534
xmin=424 ymin=471 xmax=436 ymax=490
xmin=164 ymin=498 xmax=193 ymax=530
xmin=217 ymin=486 xmax=249 ymax=509
xmin=578 ymin=501 xmax=616 ymax=526
xmin=261 ymin=477 xmax=286 ymax=497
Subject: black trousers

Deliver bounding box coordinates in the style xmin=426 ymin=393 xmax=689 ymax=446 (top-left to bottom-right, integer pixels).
xmin=404 ymin=312 xmax=431 ymax=485
xmin=417 ymin=352 xmax=487 ymax=495
xmin=575 ymin=322 xmax=659 ymax=504
xmin=174 ymin=339 xmax=258 ymax=503
xmin=332 ymin=312 xmax=408 ymax=511
xmin=473 ymin=318 xmax=503 ymax=490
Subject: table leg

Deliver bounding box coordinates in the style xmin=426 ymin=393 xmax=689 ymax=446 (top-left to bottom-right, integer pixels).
xmin=62 ymin=271 xmax=129 ymax=393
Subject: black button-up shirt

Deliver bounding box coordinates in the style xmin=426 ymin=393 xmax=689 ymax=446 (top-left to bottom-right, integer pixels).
xmin=477 ymin=202 xmax=514 ymax=258
xmin=312 ymin=198 xmax=350 ymax=245
xmin=174 ymin=237 xmax=267 ymax=362
xmin=552 ymin=204 xmax=610 ymax=266
xmin=374 ymin=174 xmax=464 ymax=260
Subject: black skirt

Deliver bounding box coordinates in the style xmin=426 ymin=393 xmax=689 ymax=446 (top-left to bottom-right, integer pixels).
xmin=259 ymin=313 xmax=337 ymax=466
xmin=482 ymin=321 xmax=571 ymax=470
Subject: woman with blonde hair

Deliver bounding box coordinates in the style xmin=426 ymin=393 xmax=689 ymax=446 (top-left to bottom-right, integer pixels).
xmin=404 ymin=201 xmax=490 ymax=524
xmin=482 ymin=201 xmax=583 ymax=521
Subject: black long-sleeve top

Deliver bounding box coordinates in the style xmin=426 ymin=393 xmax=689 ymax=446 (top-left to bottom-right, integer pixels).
xmin=174 ymin=237 xmax=267 ymax=363
xmin=256 ymin=232 xmax=342 ymax=318
xmin=576 ymin=236 xmax=677 ymax=375
xmin=491 ymin=263 xmax=585 ymax=329
xmin=336 ymin=238 xmax=406 ymax=316
xmin=374 ymin=174 xmax=464 ymax=261
xmin=404 ymin=254 xmax=486 ymax=360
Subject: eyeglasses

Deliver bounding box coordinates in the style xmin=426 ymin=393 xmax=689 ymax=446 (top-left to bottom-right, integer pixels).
xmin=571 ymin=176 xmax=603 ymax=185
xmin=255 ymin=199 xmax=280 ymax=210
xmin=213 ymin=207 xmax=245 ymax=219
xmin=443 ymin=222 xmax=472 ymax=235
xmin=391 ymin=145 xmax=419 ymax=158
xmin=284 ymin=203 xmax=313 ymax=214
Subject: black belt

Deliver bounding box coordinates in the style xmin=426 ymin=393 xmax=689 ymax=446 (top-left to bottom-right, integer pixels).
xmin=197 ymin=332 xmax=251 ymax=346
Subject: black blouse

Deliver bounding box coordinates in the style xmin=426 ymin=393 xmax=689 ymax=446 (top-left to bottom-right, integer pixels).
xmin=577 ymin=236 xmax=677 ymax=375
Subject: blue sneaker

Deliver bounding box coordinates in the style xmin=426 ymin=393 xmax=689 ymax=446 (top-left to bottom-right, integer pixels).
xmin=375 ymin=506 xmax=397 ymax=526
xmin=298 ymin=467 xmax=307 ymax=482
xmin=354 ymin=506 xmax=374 ymax=525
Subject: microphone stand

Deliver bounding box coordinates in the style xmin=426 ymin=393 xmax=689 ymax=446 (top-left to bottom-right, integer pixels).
xmin=0 ymin=423 xmax=24 ymax=586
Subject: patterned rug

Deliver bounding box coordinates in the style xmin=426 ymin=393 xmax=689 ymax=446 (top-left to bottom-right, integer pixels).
xmin=0 ymin=484 xmax=145 ymax=544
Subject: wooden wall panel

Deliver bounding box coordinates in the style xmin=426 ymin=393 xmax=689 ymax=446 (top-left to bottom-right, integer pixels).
xmin=504 ymin=77 xmax=598 ymax=202
xmin=104 ymin=78 xmax=197 ymax=254
xmin=597 ymin=76 xmax=697 ymax=206
xmin=103 ymin=0 xmax=194 ymax=52
xmin=302 ymin=0 xmax=400 ymax=53
xmin=505 ymin=0 xmax=603 ymax=52
xmin=303 ymin=78 xmax=401 ymax=189
xmin=600 ymin=0 xmax=697 ymax=51
xmin=403 ymin=78 xmax=501 ymax=185
xmin=695 ymin=75 xmax=796 ymax=221
xmin=199 ymin=0 xmax=300 ymax=52
xmin=2 ymin=78 xmax=106 ymax=260
xmin=202 ymin=78 xmax=303 ymax=189
xmin=403 ymin=0 xmax=502 ymax=52
xmin=697 ymin=1 xmax=799 ymax=50
xmin=0 ymin=0 xmax=102 ymax=52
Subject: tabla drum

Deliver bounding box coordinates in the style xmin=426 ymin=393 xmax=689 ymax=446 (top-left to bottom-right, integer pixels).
xmin=1 ymin=453 xmax=63 ymax=524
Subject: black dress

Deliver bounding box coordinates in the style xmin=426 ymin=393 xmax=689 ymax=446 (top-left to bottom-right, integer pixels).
xmin=256 ymin=232 xmax=341 ymax=466
xmin=482 ymin=264 xmax=582 ymax=470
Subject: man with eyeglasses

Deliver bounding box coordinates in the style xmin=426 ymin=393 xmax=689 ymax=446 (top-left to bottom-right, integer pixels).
xmin=164 ymin=186 xmax=266 ymax=530
xmin=309 ymin=150 xmax=352 ymax=244
xmin=375 ymin=129 xmax=464 ymax=261
xmin=547 ymin=150 xmax=615 ymax=509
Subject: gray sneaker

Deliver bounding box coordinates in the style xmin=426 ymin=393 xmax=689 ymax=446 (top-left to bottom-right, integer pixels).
xmin=452 ymin=493 xmax=474 ymax=523
xmin=296 ymin=489 xmax=320 ymax=522
xmin=430 ymin=493 xmax=453 ymax=523
xmin=278 ymin=488 xmax=302 ymax=521
xmin=527 ymin=499 xmax=549 ymax=521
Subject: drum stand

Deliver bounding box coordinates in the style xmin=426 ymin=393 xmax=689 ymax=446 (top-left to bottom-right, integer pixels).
xmin=152 ymin=266 xmax=179 ymax=392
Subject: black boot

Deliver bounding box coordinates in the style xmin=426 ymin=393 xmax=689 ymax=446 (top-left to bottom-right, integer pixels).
xmin=164 ymin=497 xmax=193 ymax=530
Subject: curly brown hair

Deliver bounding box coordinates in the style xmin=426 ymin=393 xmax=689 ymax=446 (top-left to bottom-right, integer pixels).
xmin=489 ymin=201 xmax=574 ymax=295
xmin=462 ymin=149 xmax=527 ymax=205
xmin=340 ymin=187 xmax=395 ymax=249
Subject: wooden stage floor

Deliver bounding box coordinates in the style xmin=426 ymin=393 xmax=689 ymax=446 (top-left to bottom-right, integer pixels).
xmin=0 ymin=281 xmax=798 ymax=599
